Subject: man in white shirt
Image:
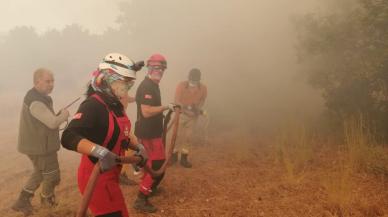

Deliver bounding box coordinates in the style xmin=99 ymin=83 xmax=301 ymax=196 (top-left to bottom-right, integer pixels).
xmin=12 ymin=68 xmax=69 ymax=216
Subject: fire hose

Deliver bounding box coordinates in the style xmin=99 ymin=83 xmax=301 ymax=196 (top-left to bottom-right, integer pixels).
xmin=76 ymin=108 xmax=180 ymax=217
xmin=58 ymin=97 xmax=81 ymax=131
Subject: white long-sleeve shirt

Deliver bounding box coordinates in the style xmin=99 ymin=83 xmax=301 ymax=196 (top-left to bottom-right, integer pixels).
xmin=29 ymin=101 xmax=69 ymax=129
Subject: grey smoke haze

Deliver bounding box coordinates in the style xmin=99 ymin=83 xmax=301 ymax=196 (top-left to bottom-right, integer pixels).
xmin=0 ymin=0 xmax=123 ymax=34
xmin=0 ymin=0 xmax=326 ymax=133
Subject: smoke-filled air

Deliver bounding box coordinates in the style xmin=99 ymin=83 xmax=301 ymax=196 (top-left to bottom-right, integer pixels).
xmin=0 ymin=0 xmax=387 ymax=217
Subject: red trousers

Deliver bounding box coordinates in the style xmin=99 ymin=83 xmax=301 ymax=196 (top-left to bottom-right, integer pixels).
xmin=139 ymin=137 xmax=165 ymax=195
xmin=78 ymin=156 xmax=129 ymax=217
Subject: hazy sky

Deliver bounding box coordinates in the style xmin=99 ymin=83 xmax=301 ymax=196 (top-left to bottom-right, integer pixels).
xmin=1 ymin=0 xmax=322 ymax=35
xmin=0 ymin=0 xmax=326 ymax=130
xmin=1 ymin=0 xmax=124 ymax=34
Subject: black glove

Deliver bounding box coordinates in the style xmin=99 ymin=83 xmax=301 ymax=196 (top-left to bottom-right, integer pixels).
xmin=90 ymin=145 xmax=119 ymax=172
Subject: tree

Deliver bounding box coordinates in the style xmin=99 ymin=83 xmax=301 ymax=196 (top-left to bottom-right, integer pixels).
xmin=295 ymin=0 xmax=388 ymax=139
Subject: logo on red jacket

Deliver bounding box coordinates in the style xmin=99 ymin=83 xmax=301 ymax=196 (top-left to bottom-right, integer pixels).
xmin=144 ymin=94 xmax=152 ymax=99
xmin=73 ymin=113 xmax=83 ymax=120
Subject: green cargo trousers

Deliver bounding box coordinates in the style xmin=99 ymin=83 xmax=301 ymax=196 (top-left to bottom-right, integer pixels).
xmin=23 ymin=152 xmax=60 ymax=198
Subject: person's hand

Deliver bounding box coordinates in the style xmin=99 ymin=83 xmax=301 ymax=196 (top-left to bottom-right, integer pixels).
xmin=121 ymin=139 xmax=130 ymax=150
xmin=90 ymin=145 xmax=119 ymax=172
xmin=59 ymin=109 xmax=70 ymax=118
xmin=134 ymin=144 xmax=148 ymax=167
xmin=167 ymin=103 xmax=181 ymax=111
xmin=183 ymin=109 xmax=196 ymax=117
xmin=183 ymin=105 xmax=201 ymax=117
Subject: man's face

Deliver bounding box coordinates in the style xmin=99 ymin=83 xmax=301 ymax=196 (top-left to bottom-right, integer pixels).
xmin=35 ymin=72 xmax=54 ymax=95
xmin=148 ymin=64 xmax=166 ymax=83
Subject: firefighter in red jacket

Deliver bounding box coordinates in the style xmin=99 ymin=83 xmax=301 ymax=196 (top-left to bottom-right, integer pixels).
xmin=61 ymin=53 xmax=147 ymax=217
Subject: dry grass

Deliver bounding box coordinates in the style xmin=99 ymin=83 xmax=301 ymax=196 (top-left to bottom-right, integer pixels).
xmin=343 ymin=115 xmax=388 ymax=176
xmin=275 ymin=121 xmax=314 ymax=184
xmin=0 ymin=125 xmax=387 ymax=217
xmin=321 ymin=115 xmax=388 ymax=216
xmin=322 ymin=163 xmax=354 ymax=216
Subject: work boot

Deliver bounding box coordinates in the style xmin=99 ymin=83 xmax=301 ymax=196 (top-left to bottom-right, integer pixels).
xmin=11 ymin=190 xmax=34 ymax=216
xmin=180 ymin=153 xmax=192 ymax=168
xmin=133 ymin=192 xmax=157 ymax=213
xmin=168 ymin=152 xmax=178 ymax=166
xmin=119 ymin=172 xmax=137 ymax=186
xmin=149 ymin=186 xmax=163 ymax=198
xmin=40 ymin=194 xmax=57 ymax=208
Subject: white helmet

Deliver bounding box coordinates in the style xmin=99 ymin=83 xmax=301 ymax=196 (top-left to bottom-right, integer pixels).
xmin=98 ymin=53 xmax=136 ymax=79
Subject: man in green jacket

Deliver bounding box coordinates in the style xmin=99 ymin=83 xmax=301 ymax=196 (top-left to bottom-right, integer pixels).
xmin=12 ymin=68 xmax=69 ymax=216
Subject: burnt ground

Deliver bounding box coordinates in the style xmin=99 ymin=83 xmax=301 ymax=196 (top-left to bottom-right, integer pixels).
xmin=0 ymin=128 xmax=387 ymax=217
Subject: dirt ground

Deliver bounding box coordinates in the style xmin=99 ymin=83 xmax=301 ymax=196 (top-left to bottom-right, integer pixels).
xmin=0 ymin=128 xmax=387 ymax=217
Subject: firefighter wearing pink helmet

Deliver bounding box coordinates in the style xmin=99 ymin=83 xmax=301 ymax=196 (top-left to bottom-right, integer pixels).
xmin=133 ymin=53 xmax=179 ymax=213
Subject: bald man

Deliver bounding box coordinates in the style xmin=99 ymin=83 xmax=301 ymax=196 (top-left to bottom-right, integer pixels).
xmin=12 ymin=68 xmax=69 ymax=216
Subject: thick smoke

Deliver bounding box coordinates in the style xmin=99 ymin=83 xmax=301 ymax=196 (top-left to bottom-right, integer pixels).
xmin=0 ymin=0 xmax=324 ymax=134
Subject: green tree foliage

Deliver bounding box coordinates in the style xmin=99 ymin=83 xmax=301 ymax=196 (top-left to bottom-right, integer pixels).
xmin=295 ymin=0 xmax=388 ymax=138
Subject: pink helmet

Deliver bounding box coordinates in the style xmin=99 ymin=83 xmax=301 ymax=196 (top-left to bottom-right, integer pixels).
xmin=146 ymin=53 xmax=167 ymax=69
